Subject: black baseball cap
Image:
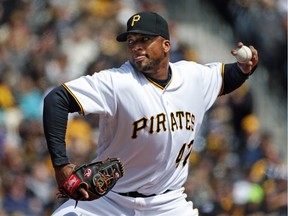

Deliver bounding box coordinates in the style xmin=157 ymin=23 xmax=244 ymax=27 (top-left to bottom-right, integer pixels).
xmin=116 ymin=11 xmax=170 ymax=42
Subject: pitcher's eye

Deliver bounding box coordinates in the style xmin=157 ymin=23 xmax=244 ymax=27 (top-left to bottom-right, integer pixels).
xmin=142 ymin=37 xmax=150 ymax=42
xmin=127 ymin=39 xmax=135 ymax=45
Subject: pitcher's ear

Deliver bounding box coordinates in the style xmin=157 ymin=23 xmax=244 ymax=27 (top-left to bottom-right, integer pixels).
xmin=163 ymin=40 xmax=170 ymax=53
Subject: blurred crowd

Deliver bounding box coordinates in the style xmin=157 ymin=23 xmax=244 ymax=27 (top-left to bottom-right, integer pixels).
xmin=0 ymin=0 xmax=286 ymax=216
xmin=206 ymin=0 xmax=287 ymax=99
xmin=185 ymin=85 xmax=287 ymax=215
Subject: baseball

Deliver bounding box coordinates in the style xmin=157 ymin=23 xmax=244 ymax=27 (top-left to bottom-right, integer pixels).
xmin=235 ymin=45 xmax=252 ymax=63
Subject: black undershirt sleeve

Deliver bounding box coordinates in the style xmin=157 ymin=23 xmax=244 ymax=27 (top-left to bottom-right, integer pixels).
xmin=43 ymin=85 xmax=81 ymax=167
xmin=221 ymin=63 xmax=257 ymax=95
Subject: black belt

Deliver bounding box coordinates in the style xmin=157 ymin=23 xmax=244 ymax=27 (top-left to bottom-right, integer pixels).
xmin=119 ymin=190 xmax=170 ymax=198
xmin=119 ymin=191 xmax=156 ymax=198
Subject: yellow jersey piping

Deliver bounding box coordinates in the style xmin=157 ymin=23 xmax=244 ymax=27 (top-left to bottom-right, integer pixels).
xmin=218 ymin=63 xmax=225 ymax=96
xmin=62 ymin=83 xmax=85 ymax=116
xmin=146 ymin=74 xmax=172 ymax=90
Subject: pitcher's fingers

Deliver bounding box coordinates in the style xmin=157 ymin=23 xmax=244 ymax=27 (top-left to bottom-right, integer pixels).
xmin=78 ymin=187 xmax=89 ymax=199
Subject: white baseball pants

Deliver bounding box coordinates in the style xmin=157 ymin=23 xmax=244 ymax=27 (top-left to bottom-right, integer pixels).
xmin=52 ymin=187 xmax=199 ymax=216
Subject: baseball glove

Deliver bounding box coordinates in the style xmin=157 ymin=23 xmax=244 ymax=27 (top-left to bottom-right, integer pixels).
xmin=57 ymin=158 xmax=124 ymax=203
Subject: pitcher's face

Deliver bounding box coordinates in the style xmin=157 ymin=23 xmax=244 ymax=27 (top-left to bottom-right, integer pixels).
xmin=127 ymin=34 xmax=170 ymax=75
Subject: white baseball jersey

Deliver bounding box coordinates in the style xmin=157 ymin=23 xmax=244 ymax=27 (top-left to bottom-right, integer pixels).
xmin=64 ymin=60 xmax=223 ymax=195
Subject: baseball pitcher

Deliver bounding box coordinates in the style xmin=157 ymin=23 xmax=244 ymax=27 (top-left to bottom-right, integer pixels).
xmin=43 ymin=11 xmax=258 ymax=216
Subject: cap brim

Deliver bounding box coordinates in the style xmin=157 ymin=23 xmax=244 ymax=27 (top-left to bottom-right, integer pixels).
xmin=116 ymin=30 xmax=159 ymax=42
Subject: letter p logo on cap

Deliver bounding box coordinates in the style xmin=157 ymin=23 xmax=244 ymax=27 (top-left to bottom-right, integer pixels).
xmin=131 ymin=15 xmax=141 ymax=26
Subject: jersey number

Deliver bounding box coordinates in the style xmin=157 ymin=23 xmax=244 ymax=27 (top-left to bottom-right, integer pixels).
xmin=175 ymin=139 xmax=194 ymax=168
